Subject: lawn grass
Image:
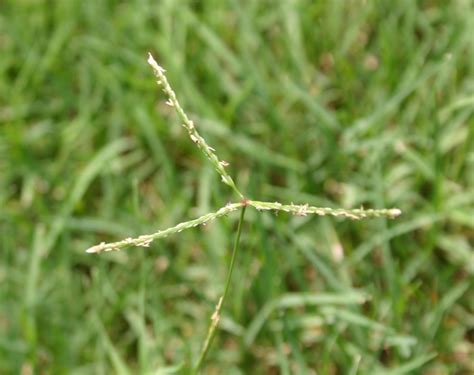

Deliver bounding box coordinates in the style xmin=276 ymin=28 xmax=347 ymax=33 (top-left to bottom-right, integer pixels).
xmin=1 ymin=0 xmax=473 ymax=373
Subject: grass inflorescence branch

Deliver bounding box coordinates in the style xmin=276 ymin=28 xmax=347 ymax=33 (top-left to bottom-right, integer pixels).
xmin=86 ymin=202 xmax=244 ymax=254
xmin=249 ymin=200 xmax=402 ymax=219
xmin=86 ymin=200 xmax=401 ymax=254
xmin=147 ymin=53 xmax=243 ymax=199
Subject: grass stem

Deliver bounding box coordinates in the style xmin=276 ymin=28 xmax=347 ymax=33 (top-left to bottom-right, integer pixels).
xmin=193 ymin=205 xmax=247 ymax=373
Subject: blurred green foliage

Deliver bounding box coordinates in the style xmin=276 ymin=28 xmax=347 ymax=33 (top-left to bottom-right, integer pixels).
xmin=0 ymin=0 xmax=473 ymax=373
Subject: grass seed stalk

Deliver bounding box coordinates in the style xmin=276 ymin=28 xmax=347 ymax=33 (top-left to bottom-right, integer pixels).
xmin=87 ymin=53 xmax=402 ymax=372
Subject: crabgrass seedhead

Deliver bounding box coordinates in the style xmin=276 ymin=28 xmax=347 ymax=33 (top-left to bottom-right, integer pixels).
xmin=86 ymin=54 xmax=401 ymax=255
xmin=85 ymin=53 xmax=403 ymax=373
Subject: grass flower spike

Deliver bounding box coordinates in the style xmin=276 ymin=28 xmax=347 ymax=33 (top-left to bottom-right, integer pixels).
xmin=87 ymin=53 xmax=402 ymax=372
xmin=85 ymin=202 xmax=244 ymax=253
xmin=147 ymin=53 xmax=243 ymax=198
xmin=86 ymin=200 xmax=401 ymax=254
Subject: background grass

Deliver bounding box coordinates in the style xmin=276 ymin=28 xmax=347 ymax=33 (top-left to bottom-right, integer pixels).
xmin=1 ymin=0 xmax=473 ymax=373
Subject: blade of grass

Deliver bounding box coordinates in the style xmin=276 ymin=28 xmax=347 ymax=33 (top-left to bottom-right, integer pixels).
xmin=244 ymin=291 xmax=367 ymax=347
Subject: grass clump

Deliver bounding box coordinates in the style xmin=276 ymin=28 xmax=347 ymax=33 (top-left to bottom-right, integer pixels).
xmin=1 ymin=1 xmax=472 ymax=374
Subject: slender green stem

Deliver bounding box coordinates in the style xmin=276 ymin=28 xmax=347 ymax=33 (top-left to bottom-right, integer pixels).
xmin=193 ymin=205 xmax=247 ymax=373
